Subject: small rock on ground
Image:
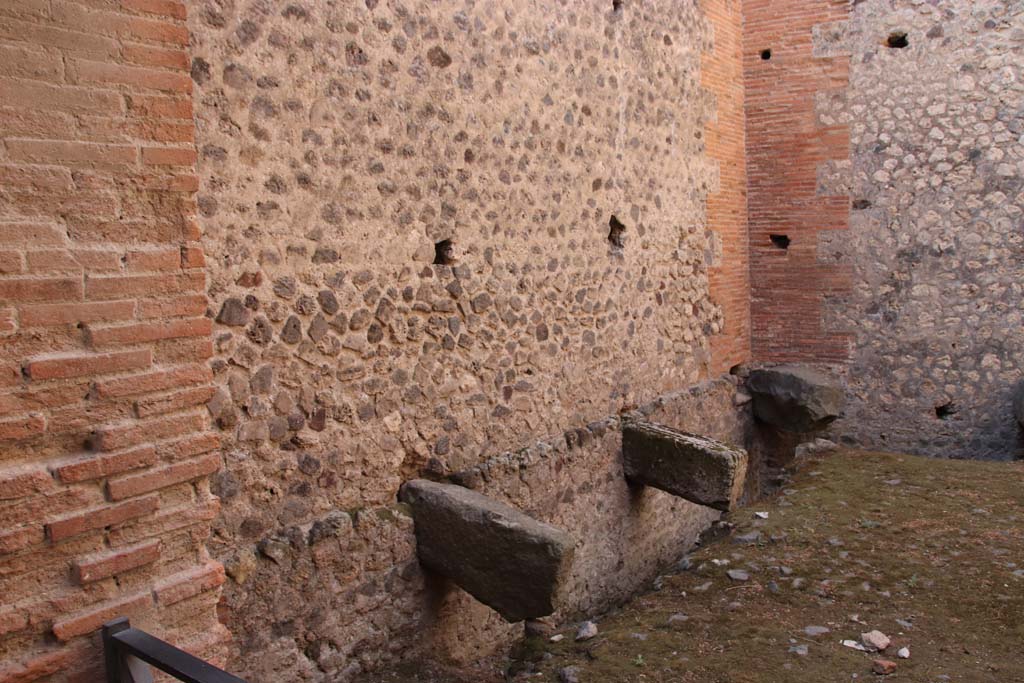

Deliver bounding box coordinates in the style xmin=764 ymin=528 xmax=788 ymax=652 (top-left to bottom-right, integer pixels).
xmin=726 ymin=569 xmax=750 ymax=581
xmin=872 ymin=659 xmax=898 ymax=675
xmin=861 ymin=630 xmax=891 ymax=651
xmin=559 ymin=666 xmax=580 ymax=683
xmin=575 ymin=621 xmax=598 ymax=641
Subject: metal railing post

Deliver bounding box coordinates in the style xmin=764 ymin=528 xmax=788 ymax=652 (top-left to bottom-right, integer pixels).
xmin=102 ymin=617 xmax=132 ymax=683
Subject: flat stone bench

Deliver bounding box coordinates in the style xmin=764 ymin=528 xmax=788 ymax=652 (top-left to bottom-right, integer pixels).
xmin=622 ymin=421 xmax=748 ymax=512
xmin=399 ymin=479 xmax=574 ymax=623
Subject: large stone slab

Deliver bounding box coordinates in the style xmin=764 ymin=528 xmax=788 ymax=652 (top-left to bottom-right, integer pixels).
xmin=398 ymin=479 xmax=574 ymax=622
xmin=746 ymin=365 xmax=845 ymax=433
xmin=621 ymin=421 xmax=747 ymax=512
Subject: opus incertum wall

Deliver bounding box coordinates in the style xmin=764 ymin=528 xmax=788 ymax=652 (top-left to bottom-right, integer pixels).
xmin=188 ymin=0 xmax=750 ymax=678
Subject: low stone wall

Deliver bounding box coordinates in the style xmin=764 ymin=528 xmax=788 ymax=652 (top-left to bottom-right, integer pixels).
xmin=221 ymin=376 xmax=752 ymax=680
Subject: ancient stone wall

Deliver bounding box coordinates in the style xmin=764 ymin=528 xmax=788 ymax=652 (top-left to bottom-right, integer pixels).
xmin=821 ymin=0 xmax=1024 ymax=458
xmin=744 ymin=0 xmax=1024 ymax=459
xmin=212 ymin=378 xmax=751 ymax=680
xmin=0 ymin=1 xmax=228 ymax=681
xmin=187 ymin=0 xmax=750 ymax=678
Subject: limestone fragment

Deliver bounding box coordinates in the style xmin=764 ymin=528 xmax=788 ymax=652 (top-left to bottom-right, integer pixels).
xmin=399 ymin=479 xmax=574 ymax=622
xmin=861 ymin=630 xmax=891 ymax=652
xmin=575 ymin=621 xmax=598 ymax=641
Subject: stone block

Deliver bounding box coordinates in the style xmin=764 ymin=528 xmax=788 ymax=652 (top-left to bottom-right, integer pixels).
xmin=747 ymin=365 xmax=845 ymax=433
xmin=398 ymin=479 xmax=574 ymax=622
xmin=621 ymin=421 xmax=747 ymax=512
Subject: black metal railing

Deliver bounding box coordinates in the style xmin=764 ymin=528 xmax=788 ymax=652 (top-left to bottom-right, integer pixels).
xmin=102 ymin=618 xmax=247 ymax=683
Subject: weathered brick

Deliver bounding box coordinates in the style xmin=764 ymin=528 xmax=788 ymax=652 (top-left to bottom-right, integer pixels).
xmin=24 ymin=250 xmax=83 ymax=274
xmin=125 ymin=246 xmax=180 ymax=271
xmin=4 ymin=138 xmax=136 ymax=165
xmin=165 ymin=432 xmax=221 ymax=459
xmin=176 ymin=248 xmax=202 ymax=271
xmin=125 ymin=16 xmax=189 ymax=46
xmin=85 ymin=272 xmax=204 ymax=300
xmin=157 ymin=337 xmax=213 ymax=363
xmin=0 ymin=166 xmax=74 ymax=191
xmin=141 ymin=146 xmax=197 ymax=166
xmin=0 ymin=365 xmax=19 ymax=388
xmin=68 ymin=217 xmax=187 ymax=244
xmin=0 ymin=308 xmax=15 ymax=334
xmin=122 ymin=43 xmax=189 ymax=70
xmin=108 ymin=497 xmax=218 ymax=547
xmin=107 ymin=452 xmax=220 ymax=500
xmin=0 ymin=19 xmax=119 ymax=59
xmin=19 ymin=300 xmax=135 ymax=327
xmin=70 ymin=58 xmax=191 ymax=93
xmin=125 ymin=93 xmax=192 ymax=119
xmin=0 ymin=525 xmax=45 ymax=555
xmin=25 ymin=349 xmax=151 ymax=381
xmin=128 ymin=118 xmax=194 ymax=143
xmin=137 ymin=293 xmax=206 ymax=319
xmin=0 ymin=609 xmax=28 ymax=637
xmin=0 ymin=277 xmax=82 ymax=303
xmin=0 ymin=0 xmax=49 ymax=18
xmin=71 ymin=249 xmax=122 ymax=272
xmin=52 ymin=591 xmax=151 ymax=641
xmin=0 ymin=647 xmax=76 ymax=683
xmin=0 ymin=43 xmax=63 ymax=81
xmin=73 ymin=539 xmax=161 ymax=583
xmin=137 ymin=172 xmax=199 ymax=192
xmin=89 ymin=410 xmax=205 ymax=452
xmin=120 ymin=0 xmax=187 ymax=20
xmin=53 ymin=445 xmax=157 ymax=484
xmin=0 ymin=252 xmax=22 ymax=274
xmin=93 ymin=364 xmax=211 ymax=399
xmin=153 ymin=560 xmax=225 ymax=606
xmin=0 ymin=466 xmax=53 ymax=501
xmin=86 ymin=317 xmax=211 ymax=346
xmin=46 ymin=494 xmax=159 ymax=542
xmin=135 ymin=385 xmax=215 ymax=418
xmin=0 ymin=414 xmax=46 ymax=441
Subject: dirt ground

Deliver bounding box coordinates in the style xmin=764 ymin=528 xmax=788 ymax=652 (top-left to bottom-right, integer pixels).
xmin=366 ymin=449 xmax=1024 ymax=682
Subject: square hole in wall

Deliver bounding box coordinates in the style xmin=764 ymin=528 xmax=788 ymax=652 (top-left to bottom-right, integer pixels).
xmin=886 ymin=32 xmax=909 ymax=48
xmin=769 ymin=234 xmax=791 ymax=250
xmin=608 ymin=215 xmax=626 ymax=250
xmin=433 ymin=239 xmax=455 ymax=265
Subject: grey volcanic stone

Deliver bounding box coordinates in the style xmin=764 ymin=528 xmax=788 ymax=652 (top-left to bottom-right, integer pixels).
xmin=1013 ymin=381 xmax=1024 ymax=428
xmin=216 ymin=298 xmax=250 ymax=326
xmin=399 ymin=479 xmax=574 ymax=622
xmin=746 ymin=365 xmax=844 ymax=433
xmin=622 ymin=421 xmax=747 ymax=512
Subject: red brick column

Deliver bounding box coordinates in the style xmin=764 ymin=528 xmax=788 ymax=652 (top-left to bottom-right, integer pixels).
xmin=702 ymin=0 xmax=751 ymax=374
xmin=744 ymin=0 xmax=853 ymax=363
xmin=0 ymin=1 xmax=227 ymax=680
